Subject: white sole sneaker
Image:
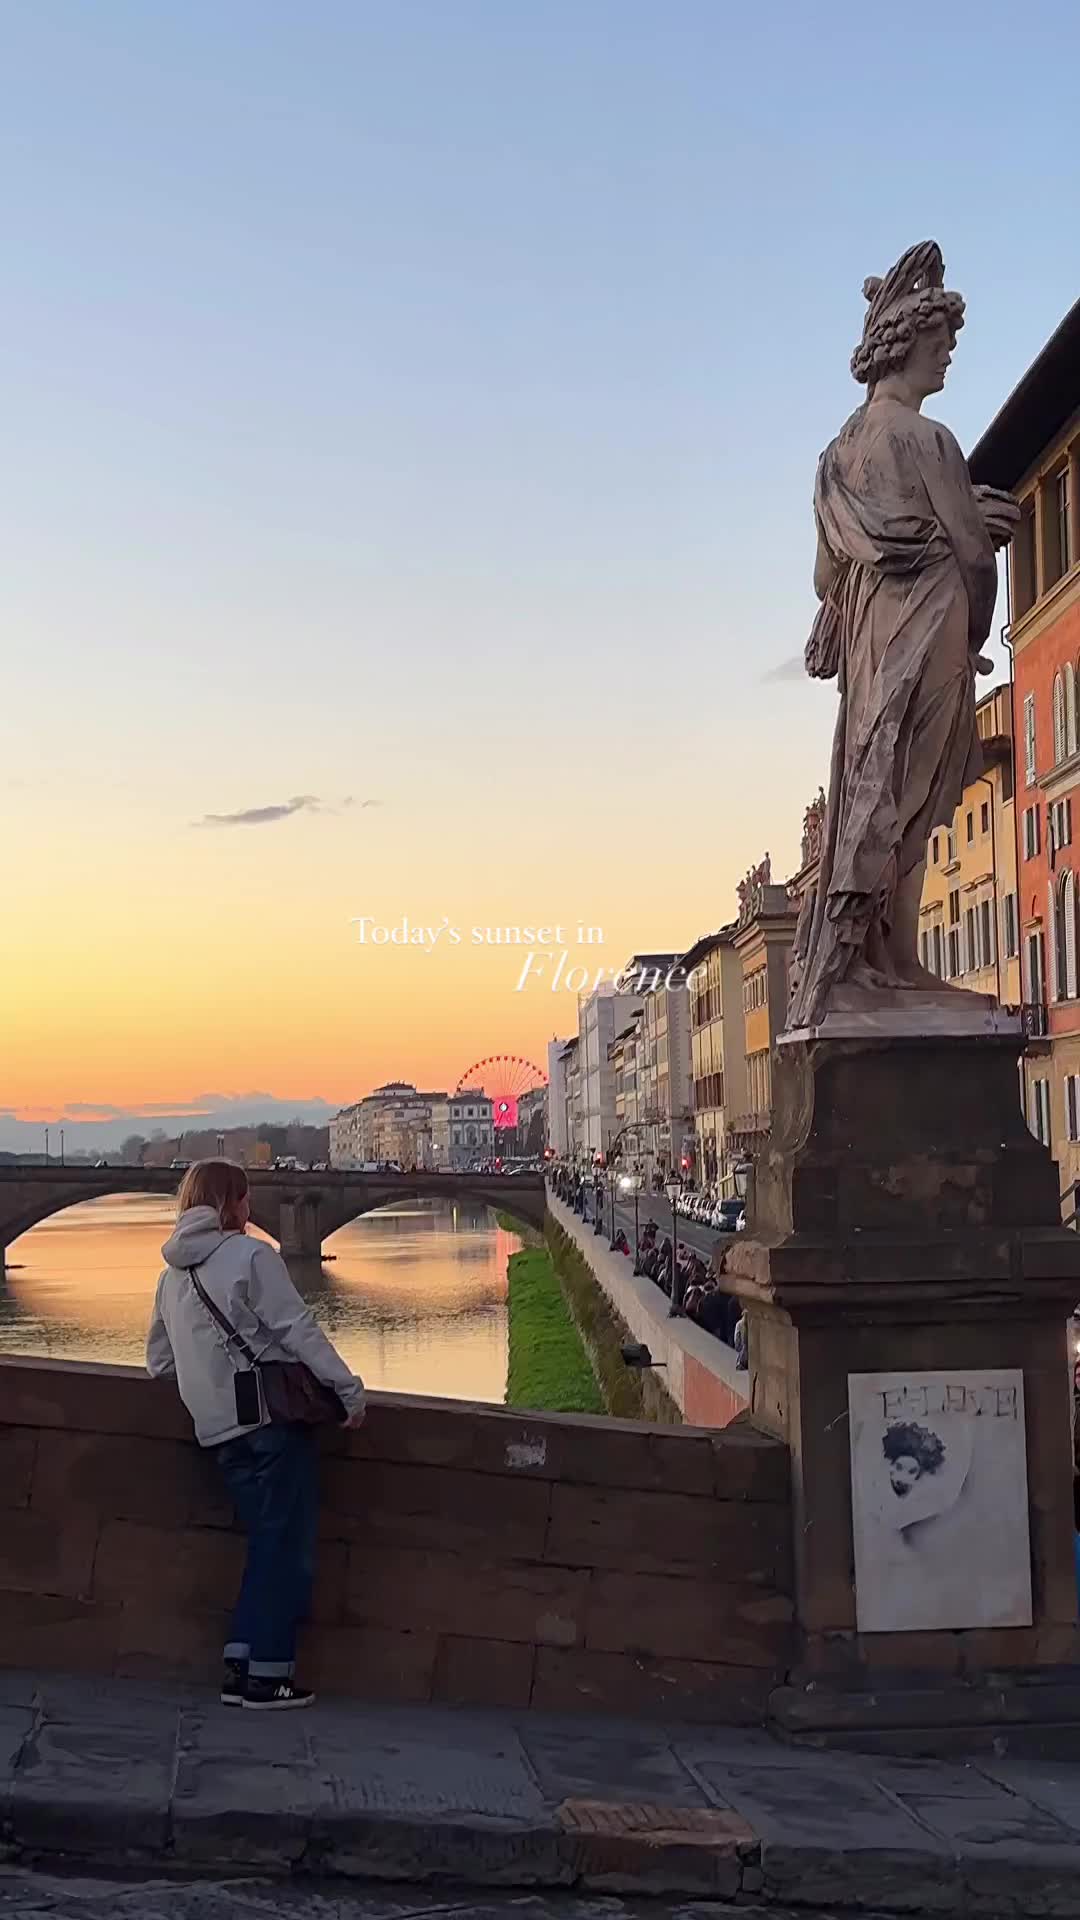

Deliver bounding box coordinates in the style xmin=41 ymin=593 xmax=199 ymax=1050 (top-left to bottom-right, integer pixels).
xmin=242 ymin=1688 xmax=315 ymax=1710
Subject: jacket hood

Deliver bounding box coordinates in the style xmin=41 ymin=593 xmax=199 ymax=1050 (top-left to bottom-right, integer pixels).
xmin=161 ymin=1205 xmax=230 ymax=1270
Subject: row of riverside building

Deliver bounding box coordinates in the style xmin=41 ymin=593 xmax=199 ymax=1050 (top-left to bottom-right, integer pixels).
xmin=328 ymin=1080 xmax=550 ymax=1171
xmin=329 ymin=1083 xmax=495 ymax=1171
xmin=551 ymin=294 xmax=1080 ymax=1200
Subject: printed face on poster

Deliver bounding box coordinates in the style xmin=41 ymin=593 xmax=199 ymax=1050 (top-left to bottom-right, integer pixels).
xmin=848 ymin=1371 xmax=1033 ymax=1633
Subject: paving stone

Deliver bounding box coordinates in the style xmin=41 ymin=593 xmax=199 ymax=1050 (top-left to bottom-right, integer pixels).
xmin=519 ymin=1725 xmax=707 ymax=1809
xmin=171 ymin=1751 xmax=327 ymax=1867
xmin=178 ymin=1705 xmax=316 ymax=1763
xmin=974 ymin=1757 xmax=1080 ymax=1839
xmin=7 ymin=1719 xmax=176 ymax=1854
xmin=889 ymin=1784 xmax=1073 ymax=1850
xmin=0 ymin=1706 xmax=32 ymax=1777
xmin=693 ymin=1761 xmax=959 ymax=1912
xmin=314 ymin=1728 xmax=547 ymax=1822
xmin=0 ymin=1871 xmax=786 ymax=1918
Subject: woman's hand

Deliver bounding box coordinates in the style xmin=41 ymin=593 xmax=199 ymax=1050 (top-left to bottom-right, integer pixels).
xmin=342 ymin=1406 xmax=366 ymax=1430
xmin=973 ymin=484 xmax=1021 ymax=552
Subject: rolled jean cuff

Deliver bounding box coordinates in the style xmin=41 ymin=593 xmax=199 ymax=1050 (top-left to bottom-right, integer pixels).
xmin=249 ymin=1660 xmax=292 ymax=1679
xmin=223 ymin=1642 xmax=250 ymax=1662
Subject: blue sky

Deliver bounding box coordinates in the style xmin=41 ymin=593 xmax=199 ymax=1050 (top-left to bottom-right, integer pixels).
xmin=4 ymin=0 xmax=1080 ymax=1115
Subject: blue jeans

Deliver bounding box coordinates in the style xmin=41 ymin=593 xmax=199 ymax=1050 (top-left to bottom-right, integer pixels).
xmin=213 ymin=1424 xmax=319 ymax=1678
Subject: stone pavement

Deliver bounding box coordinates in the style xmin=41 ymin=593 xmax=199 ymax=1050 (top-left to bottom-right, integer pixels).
xmin=0 ymin=1872 xmax=789 ymax=1917
xmin=6 ymin=1672 xmax=1080 ymax=1912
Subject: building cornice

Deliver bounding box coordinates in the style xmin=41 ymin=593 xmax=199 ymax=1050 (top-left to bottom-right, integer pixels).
xmin=1009 ymin=564 xmax=1080 ymax=656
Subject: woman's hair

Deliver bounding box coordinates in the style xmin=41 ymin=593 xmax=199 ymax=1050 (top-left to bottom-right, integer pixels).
xmin=850 ymin=240 xmax=965 ymax=387
xmin=176 ymin=1158 xmax=249 ymax=1225
xmin=882 ymin=1420 xmax=946 ymax=1476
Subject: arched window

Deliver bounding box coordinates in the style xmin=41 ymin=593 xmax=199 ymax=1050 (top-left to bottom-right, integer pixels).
xmin=1053 ymin=864 xmax=1068 ymax=998
xmin=1048 ymin=878 xmax=1060 ymax=1002
xmin=1066 ymin=663 xmax=1078 ymax=758
xmin=1054 ymin=673 xmax=1067 ymax=764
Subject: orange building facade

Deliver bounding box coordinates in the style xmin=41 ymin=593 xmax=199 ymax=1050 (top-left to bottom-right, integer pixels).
xmin=971 ymin=298 xmax=1080 ymax=1183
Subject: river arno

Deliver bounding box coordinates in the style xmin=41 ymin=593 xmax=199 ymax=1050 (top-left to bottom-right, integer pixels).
xmin=0 ymin=1194 xmax=517 ymax=1404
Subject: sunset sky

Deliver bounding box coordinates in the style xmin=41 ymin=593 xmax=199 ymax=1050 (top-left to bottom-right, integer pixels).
xmin=5 ymin=0 xmax=1079 ymax=1136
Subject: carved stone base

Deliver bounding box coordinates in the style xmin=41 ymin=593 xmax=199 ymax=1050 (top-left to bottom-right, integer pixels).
xmin=784 ymin=981 xmax=1018 ymax=1043
xmin=723 ymin=1029 xmax=1080 ymax=1746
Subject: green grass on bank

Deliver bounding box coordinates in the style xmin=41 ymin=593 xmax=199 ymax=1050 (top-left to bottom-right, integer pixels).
xmin=495 ymin=1209 xmax=541 ymax=1244
xmin=504 ymin=1246 xmax=604 ymax=1415
xmin=545 ymin=1218 xmax=682 ymax=1426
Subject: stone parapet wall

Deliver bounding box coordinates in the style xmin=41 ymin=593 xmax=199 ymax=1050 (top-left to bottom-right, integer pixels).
xmin=0 ymin=1356 xmax=791 ymax=1721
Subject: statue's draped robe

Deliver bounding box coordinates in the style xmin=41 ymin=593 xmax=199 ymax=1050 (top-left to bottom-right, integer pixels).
xmin=787 ymin=399 xmax=998 ymax=1029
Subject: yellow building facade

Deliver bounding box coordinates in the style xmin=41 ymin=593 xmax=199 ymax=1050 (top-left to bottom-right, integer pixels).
xmin=916 ymin=684 xmax=1021 ymax=1007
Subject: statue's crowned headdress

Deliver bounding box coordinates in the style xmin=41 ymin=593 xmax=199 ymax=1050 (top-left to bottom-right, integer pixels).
xmin=851 ymin=241 xmax=965 ymax=386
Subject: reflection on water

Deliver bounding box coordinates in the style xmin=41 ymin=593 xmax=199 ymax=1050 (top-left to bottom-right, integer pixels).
xmin=1 ymin=1193 xmax=515 ymax=1404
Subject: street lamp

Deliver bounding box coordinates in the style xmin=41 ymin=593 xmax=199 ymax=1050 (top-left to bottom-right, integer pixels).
xmin=608 ymin=1171 xmax=618 ymax=1249
xmin=44 ymin=1127 xmax=49 ymax=1166
xmin=620 ymin=1172 xmax=640 ymax=1270
xmin=732 ymin=1159 xmax=751 ymax=1222
xmin=665 ymin=1171 xmax=682 ymax=1317
xmin=59 ymin=1129 xmax=65 ymax=1166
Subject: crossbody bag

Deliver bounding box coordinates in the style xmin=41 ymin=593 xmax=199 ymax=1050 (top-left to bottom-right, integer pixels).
xmin=189 ymin=1261 xmax=345 ymax=1428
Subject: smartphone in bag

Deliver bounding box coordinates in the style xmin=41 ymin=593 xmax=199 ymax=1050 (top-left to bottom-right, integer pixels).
xmin=234 ymin=1367 xmax=261 ymax=1427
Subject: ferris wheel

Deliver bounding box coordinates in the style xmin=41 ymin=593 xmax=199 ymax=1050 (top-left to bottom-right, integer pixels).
xmin=455 ymin=1055 xmax=548 ymax=1132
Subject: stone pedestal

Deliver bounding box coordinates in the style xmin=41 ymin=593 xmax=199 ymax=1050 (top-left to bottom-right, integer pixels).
xmin=724 ymin=1028 xmax=1080 ymax=1750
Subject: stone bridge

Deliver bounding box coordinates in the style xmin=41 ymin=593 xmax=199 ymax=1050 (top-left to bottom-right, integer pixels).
xmin=0 ymin=1166 xmax=547 ymax=1261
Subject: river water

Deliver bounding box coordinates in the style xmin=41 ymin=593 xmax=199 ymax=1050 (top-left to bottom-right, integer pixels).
xmin=0 ymin=1194 xmax=516 ymax=1404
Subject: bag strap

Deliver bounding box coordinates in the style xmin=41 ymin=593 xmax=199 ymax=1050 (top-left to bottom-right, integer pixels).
xmin=189 ymin=1261 xmax=259 ymax=1367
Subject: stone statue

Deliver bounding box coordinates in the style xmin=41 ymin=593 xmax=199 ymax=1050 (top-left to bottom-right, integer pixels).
xmin=737 ymin=852 xmax=773 ymax=926
xmin=786 ymin=242 xmax=1019 ymax=1029
xmin=800 ymin=788 xmax=827 ymax=871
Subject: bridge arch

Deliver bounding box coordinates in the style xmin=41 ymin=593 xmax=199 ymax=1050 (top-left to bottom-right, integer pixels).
xmin=0 ymin=1167 xmax=547 ymax=1264
xmin=315 ymin=1177 xmax=546 ymax=1246
xmin=0 ymin=1181 xmax=174 ymax=1251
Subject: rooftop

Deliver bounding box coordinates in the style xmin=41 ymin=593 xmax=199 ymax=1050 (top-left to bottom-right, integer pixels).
xmin=969 ymin=296 xmax=1080 ymax=491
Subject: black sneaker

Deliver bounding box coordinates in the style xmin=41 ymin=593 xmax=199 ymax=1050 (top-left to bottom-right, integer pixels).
xmin=220 ymin=1658 xmax=248 ymax=1706
xmin=242 ymin=1677 xmax=315 ymax=1711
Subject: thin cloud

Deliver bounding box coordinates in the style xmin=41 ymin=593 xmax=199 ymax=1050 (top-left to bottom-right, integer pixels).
xmin=194 ymin=794 xmax=382 ymax=828
xmin=193 ymin=795 xmax=321 ymax=829
xmin=761 ymin=655 xmax=807 ymax=683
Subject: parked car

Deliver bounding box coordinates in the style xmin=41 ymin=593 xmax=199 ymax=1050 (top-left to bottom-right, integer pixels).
xmin=713 ymin=1198 xmax=746 ymax=1233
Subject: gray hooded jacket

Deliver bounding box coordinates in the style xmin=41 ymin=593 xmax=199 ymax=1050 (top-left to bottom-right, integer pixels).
xmin=146 ymin=1206 xmax=365 ymax=1447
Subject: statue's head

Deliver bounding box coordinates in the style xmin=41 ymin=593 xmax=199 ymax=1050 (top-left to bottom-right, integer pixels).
xmin=851 ymin=241 xmax=965 ymax=394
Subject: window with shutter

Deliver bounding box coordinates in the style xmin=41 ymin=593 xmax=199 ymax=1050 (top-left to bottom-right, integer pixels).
xmin=1028 ymin=1079 xmax=1050 ymax=1147
xmin=980 ymin=899 xmax=993 ymax=968
xmin=964 ymin=907 xmax=976 ymax=972
xmin=1068 ymin=1075 xmax=1079 ymax=1144
xmin=1025 ymin=693 xmax=1037 ymax=785
xmin=1053 ymin=867 xmax=1068 ymax=998
xmin=1054 ymin=675 xmax=1066 ymax=764
xmin=934 ymin=925 xmax=945 ymax=977
xmin=1067 ymin=664 xmax=1078 ymax=757
xmin=1049 ymin=880 xmax=1060 ymax=1001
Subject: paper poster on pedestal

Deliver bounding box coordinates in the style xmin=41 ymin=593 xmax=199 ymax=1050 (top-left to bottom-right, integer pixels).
xmin=848 ymin=1370 xmax=1032 ymax=1633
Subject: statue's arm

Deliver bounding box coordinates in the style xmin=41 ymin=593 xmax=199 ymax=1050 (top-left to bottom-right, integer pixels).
xmin=813 ymin=524 xmax=838 ymax=602
xmin=919 ymin=425 xmax=999 ymax=648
